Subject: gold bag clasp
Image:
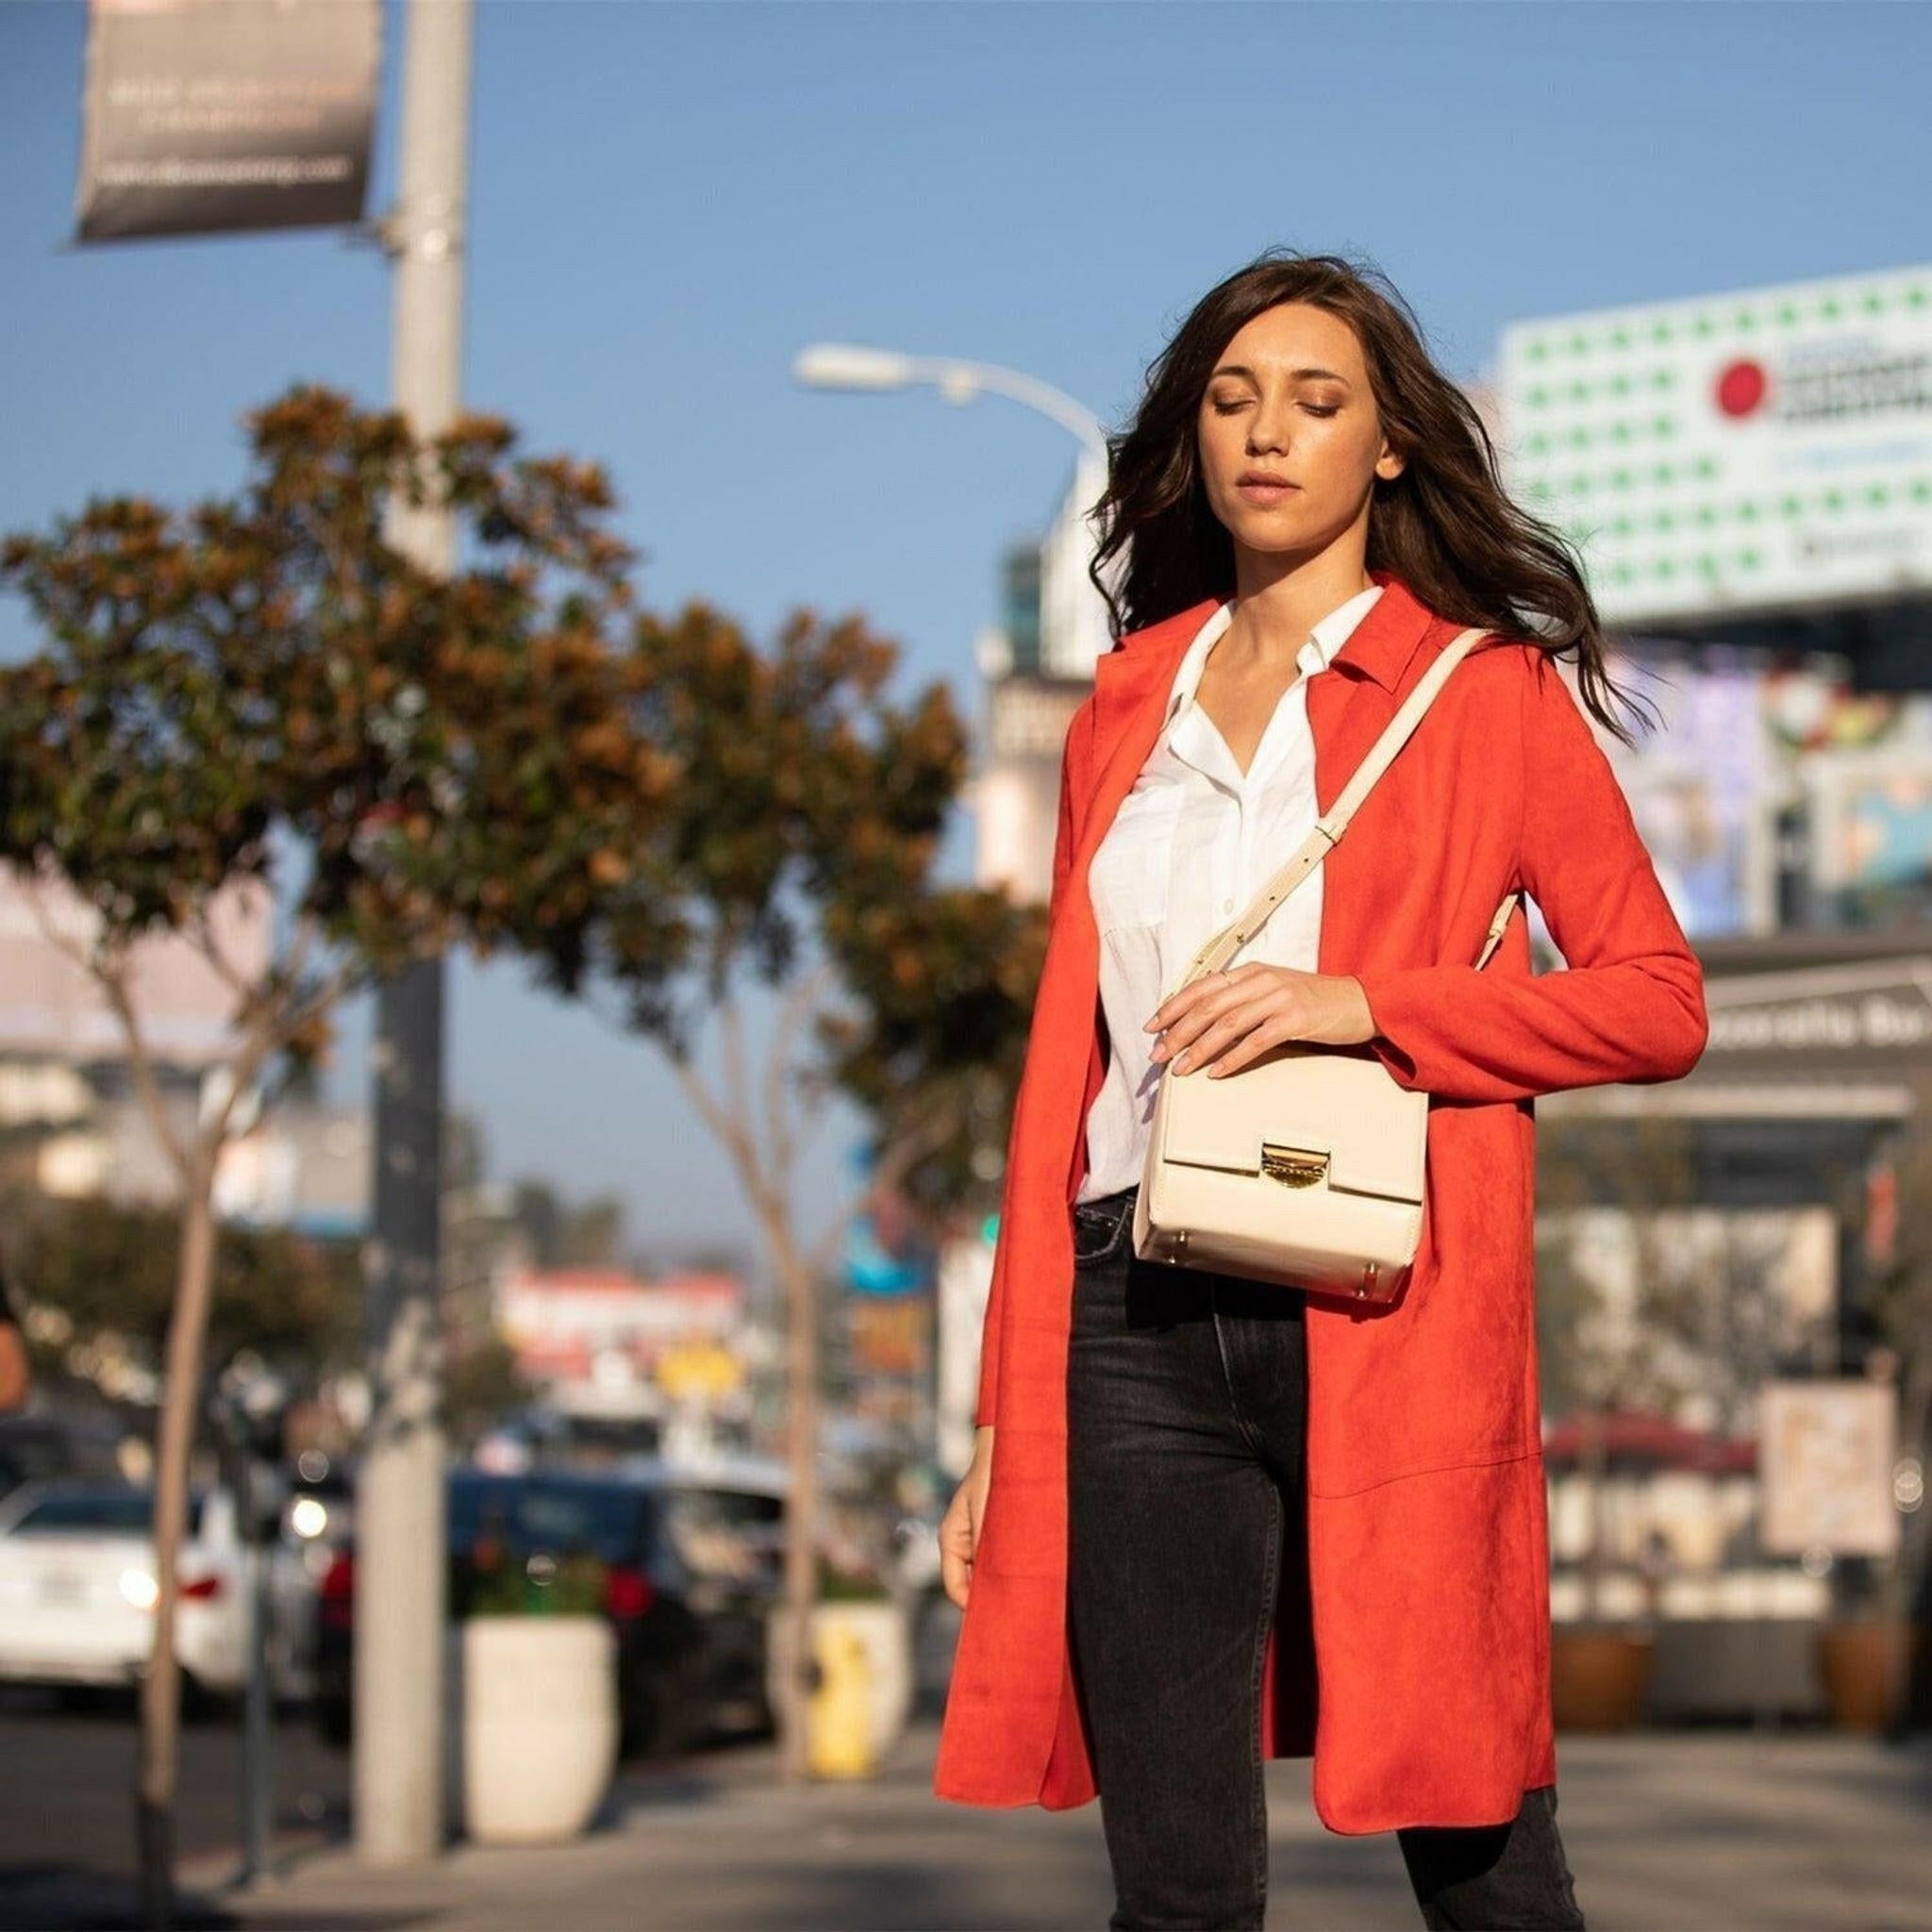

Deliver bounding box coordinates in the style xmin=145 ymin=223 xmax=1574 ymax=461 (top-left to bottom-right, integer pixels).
xmin=1260 ymin=1143 xmax=1328 ymax=1189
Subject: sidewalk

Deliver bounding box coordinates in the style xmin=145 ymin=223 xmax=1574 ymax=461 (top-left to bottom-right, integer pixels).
xmin=179 ymin=1719 xmax=1930 ymax=1932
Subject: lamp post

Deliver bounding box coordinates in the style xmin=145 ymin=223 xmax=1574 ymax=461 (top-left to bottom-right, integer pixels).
xmin=791 ymin=343 xmax=1120 ymax=679
xmin=791 ymin=343 xmax=1108 ymax=462
xmin=357 ymin=0 xmax=472 ymax=1867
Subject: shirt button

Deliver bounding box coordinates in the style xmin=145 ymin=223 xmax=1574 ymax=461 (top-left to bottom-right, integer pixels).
xmin=1221 ymin=897 xmax=1234 ymax=911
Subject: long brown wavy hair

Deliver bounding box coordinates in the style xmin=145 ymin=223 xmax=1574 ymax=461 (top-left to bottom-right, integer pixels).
xmin=1089 ymin=248 xmax=1654 ymax=745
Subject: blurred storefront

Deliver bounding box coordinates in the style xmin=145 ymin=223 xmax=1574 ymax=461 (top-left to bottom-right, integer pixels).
xmin=1538 ymin=927 xmax=1928 ymax=1719
xmin=495 ymin=1264 xmax=754 ymax=1447
xmin=1505 ymin=262 xmax=1932 ymax=1724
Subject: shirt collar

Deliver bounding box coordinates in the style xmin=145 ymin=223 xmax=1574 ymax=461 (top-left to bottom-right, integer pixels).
xmin=1162 ymin=581 xmax=1386 ymax=727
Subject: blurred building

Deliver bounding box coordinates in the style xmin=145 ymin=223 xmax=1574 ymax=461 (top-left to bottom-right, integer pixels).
xmin=0 ymin=867 xmax=374 ymax=1236
xmin=0 ymin=870 xmax=273 ymax=1071
xmin=965 ymin=453 xmax=1112 ymax=909
xmin=495 ymin=1263 xmax=753 ymax=1432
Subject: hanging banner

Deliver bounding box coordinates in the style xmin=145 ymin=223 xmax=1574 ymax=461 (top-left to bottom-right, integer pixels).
xmin=75 ymin=0 xmax=381 ymax=242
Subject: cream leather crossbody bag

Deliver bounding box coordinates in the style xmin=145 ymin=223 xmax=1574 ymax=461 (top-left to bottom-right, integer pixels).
xmin=1130 ymin=625 xmax=1517 ymax=1304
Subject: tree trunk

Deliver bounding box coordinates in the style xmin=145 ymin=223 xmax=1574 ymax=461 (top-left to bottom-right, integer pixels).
xmin=137 ymin=1169 xmax=219 ymax=1931
xmin=776 ymin=1232 xmax=820 ymax=1784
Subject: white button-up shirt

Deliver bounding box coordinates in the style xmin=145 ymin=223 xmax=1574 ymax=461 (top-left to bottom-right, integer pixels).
xmin=1076 ymin=582 xmax=1386 ymax=1204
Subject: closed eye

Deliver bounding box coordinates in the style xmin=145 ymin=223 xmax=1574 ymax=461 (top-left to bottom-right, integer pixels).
xmin=1210 ymin=402 xmax=1339 ymax=418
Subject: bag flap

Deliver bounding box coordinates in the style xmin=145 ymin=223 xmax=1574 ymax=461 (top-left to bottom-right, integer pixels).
xmin=1158 ymin=1046 xmax=1427 ymax=1203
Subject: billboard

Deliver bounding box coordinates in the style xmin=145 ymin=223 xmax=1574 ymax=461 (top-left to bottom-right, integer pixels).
xmin=1594 ymin=646 xmax=1779 ymax=937
xmin=1497 ymin=264 xmax=1932 ymax=624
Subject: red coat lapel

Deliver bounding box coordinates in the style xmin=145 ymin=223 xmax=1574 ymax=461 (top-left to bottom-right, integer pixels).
xmin=1078 ymin=567 xmax=1443 ymax=852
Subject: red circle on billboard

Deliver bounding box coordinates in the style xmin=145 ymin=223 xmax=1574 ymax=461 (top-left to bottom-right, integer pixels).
xmin=1715 ymin=358 xmax=1769 ymax=418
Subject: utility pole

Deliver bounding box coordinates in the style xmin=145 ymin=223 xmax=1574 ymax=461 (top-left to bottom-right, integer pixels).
xmin=355 ymin=0 xmax=474 ymax=1867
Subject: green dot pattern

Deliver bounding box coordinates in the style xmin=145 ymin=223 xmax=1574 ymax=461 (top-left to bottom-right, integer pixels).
xmin=1499 ymin=269 xmax=1932 ymax=617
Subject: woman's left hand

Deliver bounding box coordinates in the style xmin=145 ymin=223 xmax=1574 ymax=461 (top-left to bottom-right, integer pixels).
xmin=1147 ymin=965 xmax=1376 ymax=1076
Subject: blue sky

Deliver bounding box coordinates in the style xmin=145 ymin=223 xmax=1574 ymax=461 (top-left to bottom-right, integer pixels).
xmin=3 ymin=2 xmax=1926 ymax=1273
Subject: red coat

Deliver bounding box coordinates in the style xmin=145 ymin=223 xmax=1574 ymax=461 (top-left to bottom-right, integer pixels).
xmin=932 ymin=567 xmax=1708 ymax=1831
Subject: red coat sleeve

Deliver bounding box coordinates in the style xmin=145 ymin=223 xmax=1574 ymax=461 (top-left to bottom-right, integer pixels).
xmin=975 ymin=701 xmax=1088 ymax=1428
xmin=1353 ymin=649 xmax=1708 ymax=1106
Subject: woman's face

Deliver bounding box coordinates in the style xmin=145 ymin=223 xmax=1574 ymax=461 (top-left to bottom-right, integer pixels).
xmin=1195 ymin=301 xmax=1404 ymax=562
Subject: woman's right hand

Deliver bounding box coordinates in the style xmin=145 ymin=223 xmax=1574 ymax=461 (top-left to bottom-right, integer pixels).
xmin=938 ymin=1424 xmax=995 ymax=1609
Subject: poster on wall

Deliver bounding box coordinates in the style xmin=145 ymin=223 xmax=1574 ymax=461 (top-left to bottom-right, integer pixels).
xmin=1805 ymin=747 xmax=1932 ymax=922
xmin=1760 ymin=1378 xmax=1900 ymax=1557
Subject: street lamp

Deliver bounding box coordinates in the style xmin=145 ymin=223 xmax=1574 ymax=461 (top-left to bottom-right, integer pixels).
xmin=792 ymin=342 xmax=1109 ymax=463
xmin=792 ymin=341 xmax=1123 ymax=680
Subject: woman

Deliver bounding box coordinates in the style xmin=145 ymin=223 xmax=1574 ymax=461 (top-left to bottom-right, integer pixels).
xmin=931 ymin=251 xmax=1707 ymax=1931
xmin=0 ymin=1243 xmax=26 ymax=1414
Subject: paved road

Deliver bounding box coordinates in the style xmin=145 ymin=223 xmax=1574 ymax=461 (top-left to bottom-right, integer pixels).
xmin=0 ymin=1683 xmax=352 ymax=1927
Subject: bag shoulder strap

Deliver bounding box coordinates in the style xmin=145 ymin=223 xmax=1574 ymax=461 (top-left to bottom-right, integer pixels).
xmin=1174 ymin=625 xmax=1518 ymax=992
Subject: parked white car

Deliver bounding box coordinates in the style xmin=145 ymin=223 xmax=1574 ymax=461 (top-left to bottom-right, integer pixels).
xmin=0 ymin=1477 xmax=310 ymax=1704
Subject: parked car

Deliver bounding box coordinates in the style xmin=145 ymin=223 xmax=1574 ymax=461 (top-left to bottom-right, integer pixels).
xmin=311 ymin=1466 xmax=710 ymax=1757
xmin=0 ymin=1477 xmax=311 ymax=1709
xmin=625 ymin=1453 xmax=788 ymax=1739
xmin=0 ymin=1415 xmax=127 ymax=1503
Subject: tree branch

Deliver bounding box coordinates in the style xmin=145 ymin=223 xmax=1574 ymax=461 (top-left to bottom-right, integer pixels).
xmin=719 ymin=986 xmax=755 ymax=1169
xmin=280 ymin=952 xmax=367 ymax=1046
xmin=801 ymin=1094 xmax=959 ymax=1283
xmin=94 ymin=952 xmax=195 ymax=1186
xmin=763 ymin=959 xmax=834 ymax=1192
xmin=16 ymin=867 xmax=101 ymax=978
xmin=669 ymin=996 xmax=782 ymax=1228
xmin=191 ymin=899 xmax=255 ymax=1004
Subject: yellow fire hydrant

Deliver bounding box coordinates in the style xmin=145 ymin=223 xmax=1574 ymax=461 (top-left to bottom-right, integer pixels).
xmin=808 ymin=1620 xmax=877 ymax=1777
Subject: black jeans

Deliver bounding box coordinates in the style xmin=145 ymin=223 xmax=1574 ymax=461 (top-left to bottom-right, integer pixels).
xmin=1065 ymin=1184 xmax=1586 ymax=1932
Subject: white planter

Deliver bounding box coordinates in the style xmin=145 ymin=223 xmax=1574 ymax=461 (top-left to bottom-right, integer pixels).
xmin=460 ymin=1615 xmax=618 ymax=1844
